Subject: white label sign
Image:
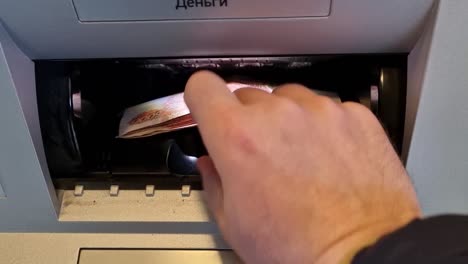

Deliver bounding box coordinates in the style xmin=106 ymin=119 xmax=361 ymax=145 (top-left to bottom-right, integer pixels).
xmin=73 ymin=0 xmax=331 ymax=22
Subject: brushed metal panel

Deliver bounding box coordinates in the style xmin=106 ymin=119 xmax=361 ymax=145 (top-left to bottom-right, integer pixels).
xmin=79 ymin=250 xmax=240 ymax=264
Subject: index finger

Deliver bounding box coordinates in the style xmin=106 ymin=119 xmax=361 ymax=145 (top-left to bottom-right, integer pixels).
xmin=184 ymin=70 xmax=240 ymax=134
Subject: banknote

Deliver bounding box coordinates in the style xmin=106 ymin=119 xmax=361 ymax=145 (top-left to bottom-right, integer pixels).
xmin=118 ymin=83 xmax=340 ymax=139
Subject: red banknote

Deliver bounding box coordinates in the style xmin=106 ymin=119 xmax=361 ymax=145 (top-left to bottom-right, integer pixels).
xmin=118 ymin=83 xmax=340 ymax=139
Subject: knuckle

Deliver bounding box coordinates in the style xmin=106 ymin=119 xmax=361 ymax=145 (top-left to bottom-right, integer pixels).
xmin=315 ymin=96 xmax=339 ymax=113
xmin=342 ymin=101 xmax=374 ymax=118
xmin=284 ymin=83 xmax=308 ymax=90
xmin=342 ymin=101 xmax=384 ymax=131
xmin=275 ymin=97 xmax=304 ymax=116
xmin=274 ymin=83 xmax=308 ymax=94
xmin=232 ymin=87 xmax=250 ymax=98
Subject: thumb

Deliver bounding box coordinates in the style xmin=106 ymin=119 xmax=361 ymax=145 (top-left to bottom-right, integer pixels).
xmin=197 ymin=156 xmax=225 ymax=229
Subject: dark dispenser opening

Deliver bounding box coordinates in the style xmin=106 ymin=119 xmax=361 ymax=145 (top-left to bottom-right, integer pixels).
xmin=35 ymin=55 xmax=407 ymax=190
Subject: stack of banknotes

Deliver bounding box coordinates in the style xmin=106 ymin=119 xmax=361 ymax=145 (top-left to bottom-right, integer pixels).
xmin=118 ymin=83 xmax=340 ymax=139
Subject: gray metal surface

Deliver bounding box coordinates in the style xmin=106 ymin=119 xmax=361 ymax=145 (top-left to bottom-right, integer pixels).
xmin=0 ymin=23 xmax=59 ymax=230
xmin=0 ymin=22 xmax=58 ymax=208
xmin=79 ymin=250 xmax=239 ymax=264
xmin=0 ymin=0 xmax=434 ymax=59
xmin=0 ymin=0 xmax=467 ymax=235
xmin=0 ymin=180 xmax=4 ymax=198
xmin=0 ymin=233 xmax=230 ymax=264
xmin=405 ymin=0 xmax=468 ymax=216
xmin=0 ymin=22 xmax=219 ymax=233
xmin=403 ymin=2 xmax=438 ymax=164
xmin=73 ymin=0 xmax=330 ymax=22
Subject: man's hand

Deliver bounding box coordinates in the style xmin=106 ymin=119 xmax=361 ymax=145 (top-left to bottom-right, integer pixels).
xmin=184 ymin=71 xmax=421 ymax=264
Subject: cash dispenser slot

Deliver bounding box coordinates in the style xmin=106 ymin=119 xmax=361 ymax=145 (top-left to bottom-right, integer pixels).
xmin=36 ymin=55 xmax=407 ymax=191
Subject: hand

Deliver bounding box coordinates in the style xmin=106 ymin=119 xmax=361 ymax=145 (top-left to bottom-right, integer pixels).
xmin=184 ymin=71 xmax=421 ymax=264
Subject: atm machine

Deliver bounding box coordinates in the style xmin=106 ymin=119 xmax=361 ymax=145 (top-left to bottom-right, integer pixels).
xmin=1 ymin=0 xmax=468 ymax=263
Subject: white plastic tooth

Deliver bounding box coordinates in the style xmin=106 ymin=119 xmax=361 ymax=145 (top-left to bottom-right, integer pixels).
xmin=181 ymin=185 xmax=191 ymax=197
xmin=145 ymin=185 xmax=155 ymax=197
xmin=74 ymin=185 xmax=84 ymax=197
xmin=110 ymin=185 xmax=119 ymax=197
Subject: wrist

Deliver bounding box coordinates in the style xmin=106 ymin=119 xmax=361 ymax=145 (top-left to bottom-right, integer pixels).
xmin=314 ymin=215 xmax=419 ymax=264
